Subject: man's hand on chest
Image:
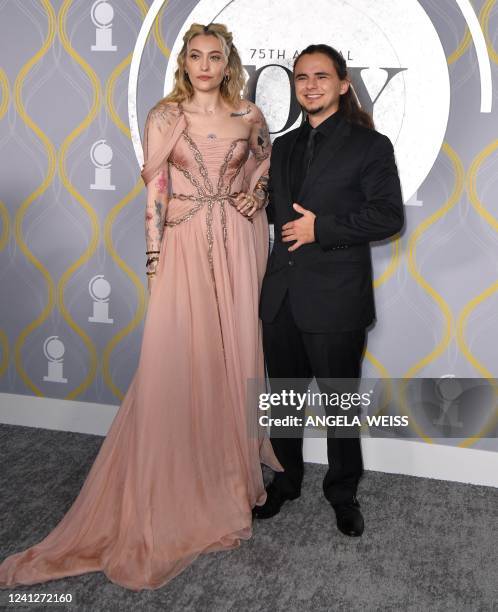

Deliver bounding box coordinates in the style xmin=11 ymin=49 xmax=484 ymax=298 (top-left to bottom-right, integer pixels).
xmin=281 ymin=203 xmax=316 ymax=252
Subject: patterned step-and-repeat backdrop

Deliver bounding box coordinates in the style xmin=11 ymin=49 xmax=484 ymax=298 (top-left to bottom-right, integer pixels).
xmin=0 ymin=1 xmax=496 ymax=452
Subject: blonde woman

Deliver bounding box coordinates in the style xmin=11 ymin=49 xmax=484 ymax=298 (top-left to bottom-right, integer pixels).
xmin=0 ymin=23 xmax=282 ymax=591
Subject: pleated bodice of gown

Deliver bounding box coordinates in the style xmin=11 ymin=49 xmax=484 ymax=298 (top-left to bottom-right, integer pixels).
xmin=0 ymin=122 xmax=282 ymax=591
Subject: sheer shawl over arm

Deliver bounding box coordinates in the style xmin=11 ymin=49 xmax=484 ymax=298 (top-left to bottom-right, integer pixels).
xmin=140 ymin=103 xmax=185 ymax=270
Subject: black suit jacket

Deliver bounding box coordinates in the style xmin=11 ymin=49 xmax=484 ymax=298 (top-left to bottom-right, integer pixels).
xmin=259 ymin=114 xmax=404 ymax=332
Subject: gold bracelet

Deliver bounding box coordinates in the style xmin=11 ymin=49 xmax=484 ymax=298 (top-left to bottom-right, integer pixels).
xmin=254 ymin=179 xmax=268 ymax=192
xmin=146 ymin=256 xmax=160 ymax=268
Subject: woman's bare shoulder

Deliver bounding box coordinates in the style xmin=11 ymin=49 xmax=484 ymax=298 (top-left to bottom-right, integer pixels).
xmin=235 ymin=100 xmax=267 ymax=125
xmin=147 ymin=100 xmax=181 ymax=124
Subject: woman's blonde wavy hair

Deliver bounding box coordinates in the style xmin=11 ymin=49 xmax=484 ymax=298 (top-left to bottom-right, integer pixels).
xmin=163 ymin=23 xmax=246 ymax=107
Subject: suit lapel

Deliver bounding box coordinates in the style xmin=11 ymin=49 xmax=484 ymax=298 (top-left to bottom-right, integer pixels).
xmin=298 ymin=116 xmax=351 ymax=202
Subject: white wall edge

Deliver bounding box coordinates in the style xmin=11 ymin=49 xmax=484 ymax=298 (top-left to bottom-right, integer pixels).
xmin=1 ymin=392 xmax=497 ymax=489
xmin=0 ymin=392 xmax=118 ymax=437
xmin=303 ymin=436 xmax=498 ymax=489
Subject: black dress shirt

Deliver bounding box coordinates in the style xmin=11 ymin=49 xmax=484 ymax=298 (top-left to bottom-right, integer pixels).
xmin=290 ymin=110 xmax=343 ymax=202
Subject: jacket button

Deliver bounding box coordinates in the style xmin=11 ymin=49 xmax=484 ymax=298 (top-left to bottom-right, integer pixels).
xmin=288 ymin=260 xmax=294 ymax=267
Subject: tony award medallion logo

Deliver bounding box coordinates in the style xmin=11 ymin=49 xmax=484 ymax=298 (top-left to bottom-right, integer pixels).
xmin=88 ymin=275 xmax=114 ymax=324
xmin=90 ymin=0 xmax=117 ymax=52
xmin=130 ymin=0 xmax=492 ymax=205
xmin=433 ymin=375 xmax=464 ymax=429
xmin=90 ymin=140 xmax=116 ymax=191
xmin=42 ymin=336 xmax=68 ymax=384
xmin=164 ymin=0 xmax=452 ymax=205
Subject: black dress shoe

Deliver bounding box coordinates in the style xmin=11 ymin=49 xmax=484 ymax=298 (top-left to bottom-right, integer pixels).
xmin=332 ymin=495 xmax=364 ymax=537
xmin=253 ymin=482 xmax=300 ymax=519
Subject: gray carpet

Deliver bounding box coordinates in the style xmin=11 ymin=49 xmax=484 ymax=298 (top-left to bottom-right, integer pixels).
xmin=0 ymin=423 xmax=496 ymax=611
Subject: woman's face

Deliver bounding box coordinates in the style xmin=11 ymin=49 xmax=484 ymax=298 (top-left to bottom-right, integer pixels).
xmin=184 ymin=34 xmax=228 ymax=93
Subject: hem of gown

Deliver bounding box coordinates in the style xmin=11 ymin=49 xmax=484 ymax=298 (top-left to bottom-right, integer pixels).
xmin=0 ymin=442 xmax=282 ymax=591
xmin=0 ymin=517 xmax=256 ymax=592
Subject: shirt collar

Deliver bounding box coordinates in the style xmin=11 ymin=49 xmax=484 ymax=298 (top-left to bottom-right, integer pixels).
xmin=303 ymin=109 xmax=342 ymax=137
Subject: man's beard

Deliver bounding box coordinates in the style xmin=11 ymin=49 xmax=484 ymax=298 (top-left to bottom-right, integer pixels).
xmin=307 ymin=106 xmax=324 ymax=115
xmin=301 ymin=103 xmax=324 ymax=115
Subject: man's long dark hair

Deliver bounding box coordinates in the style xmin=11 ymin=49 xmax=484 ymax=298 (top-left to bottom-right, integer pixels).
xmin=294 ymin=44 xmax=374 ymax=129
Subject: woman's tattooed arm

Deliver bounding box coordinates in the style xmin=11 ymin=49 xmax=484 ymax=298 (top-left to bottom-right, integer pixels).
xmin=145 ymin=168 xmax=168 ymax=266
xmin=246 ymin=104 xmax=271 ymax=207
xmin=141 ymin=101 xmax=179 ymax=277
xmin=247 ymin=104 xmax=271 ymax=164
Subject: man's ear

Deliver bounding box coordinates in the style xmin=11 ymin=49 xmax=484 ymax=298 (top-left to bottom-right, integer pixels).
xmin=340 ymin=80 xmax=350 ymax=95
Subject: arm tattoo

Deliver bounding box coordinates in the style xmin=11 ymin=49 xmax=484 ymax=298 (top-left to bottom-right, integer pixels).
xmin=254 ymin=122 xmax=271 ymax=163
xmin=145 ymin=197 xmax=166 ymax=255
xmin=155 ymin=169 xmax=167 ymax=193
xmin=154 ymin=199 xmax=163 ymax=234
xmin=148 ymin=102 xmax=180 ymax=125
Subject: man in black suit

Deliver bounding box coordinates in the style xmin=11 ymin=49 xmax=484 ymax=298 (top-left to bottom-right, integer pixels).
xmin=253 ymin=44 xmax=404 ymax=536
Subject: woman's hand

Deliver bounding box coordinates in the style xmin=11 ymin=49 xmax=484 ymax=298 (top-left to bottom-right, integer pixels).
xmin=233 ymin=192 xmax=261 ymax=218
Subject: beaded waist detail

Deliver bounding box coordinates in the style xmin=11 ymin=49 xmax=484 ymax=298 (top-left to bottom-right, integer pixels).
xmin=165 ymin=192 xmax=244 ymax=227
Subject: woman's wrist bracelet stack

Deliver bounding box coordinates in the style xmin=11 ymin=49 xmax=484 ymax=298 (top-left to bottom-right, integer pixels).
xmin=146 ymin=250 xmax=160 ymax=277
xmin=253 ymin=180 xmax=268 ymax=208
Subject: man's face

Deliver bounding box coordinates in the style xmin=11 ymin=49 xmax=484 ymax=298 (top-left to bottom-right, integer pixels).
xmin=293 ymin=52 xmax=349 ymax=117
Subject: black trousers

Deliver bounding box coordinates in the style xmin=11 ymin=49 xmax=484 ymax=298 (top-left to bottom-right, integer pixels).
xmin=262 ymin=292 xmax=366 ymax=505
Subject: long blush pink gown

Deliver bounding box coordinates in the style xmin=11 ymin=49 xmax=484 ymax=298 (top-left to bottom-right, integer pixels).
xmin=0 ymin=102 xmax=282 ymax=591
